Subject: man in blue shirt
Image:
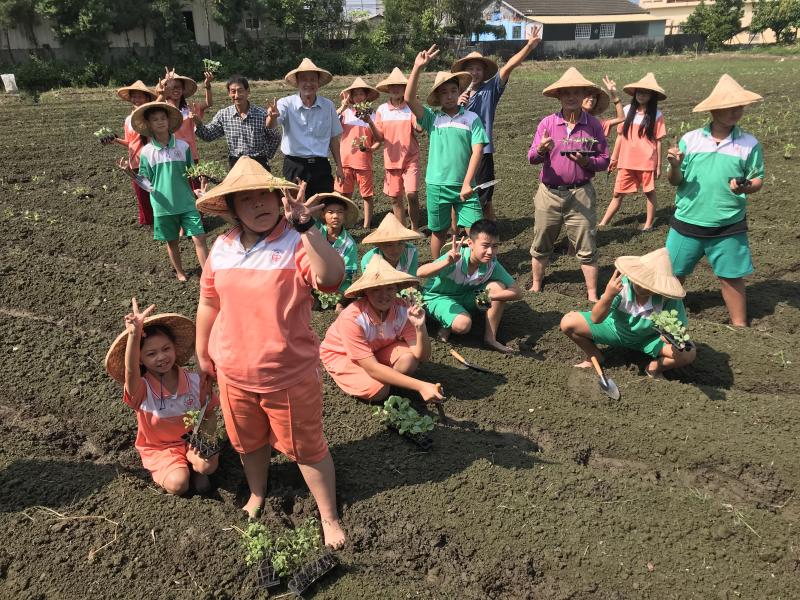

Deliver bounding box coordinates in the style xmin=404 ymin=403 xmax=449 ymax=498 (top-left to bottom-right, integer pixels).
xmin=266 ymin=58 xmax=344 ymax=197
xmin=451 ymin=25 xmax=541 ymax=220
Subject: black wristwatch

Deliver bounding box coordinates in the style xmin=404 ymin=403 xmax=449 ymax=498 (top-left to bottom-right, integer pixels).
xmin=289 ymin=216 xmax=315 ymax=233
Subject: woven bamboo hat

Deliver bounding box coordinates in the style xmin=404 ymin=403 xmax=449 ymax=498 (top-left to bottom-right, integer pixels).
xmin=117 ymin=80 xmax=157 ymax=103
xmin=376 ymin=68 xmax=409 ymax=93
xmin=285 ymin=58 xmax=333 ymax=88
xmin=311 ymin=192 xmax=360 ymax=228
xmin=342 ymin=77 xmax=380 ymax=102
xmin=362 ymin=213 xmax=424 ymax=244
xmin=130 ymin=101 xmax=183 ymax=137
xmin=344 ymin=255 xmax=419 ymax=298
xmin=105 ymin=313 xmax=196 ymax=383
xmin=692 ymin=74 xmax=763 ymax=113
xmin=168 ymin=74 xmax=198 ymax=98
xmin=614 ymin=248 xmax=685 ymax=299
xmin=585 ymin=87 xmax=610 ymax=116
xmin=195 ymin=156 xmax=299 ymax=217
xmin=427 ymin=71 xmax=472 ymax=106
xmin=623 ymin=72 xmax=666 ymax=101
xmin=543 ymin=67 xmax=601 ymax=99
xmin=450 ymin=51 xmax=498 ymax=80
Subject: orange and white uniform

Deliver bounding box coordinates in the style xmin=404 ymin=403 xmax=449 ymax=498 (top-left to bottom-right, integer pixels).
xmin=320 ymin=297 xmax=417 ymax=399
xmin=175 ymin=107 xmax=200 ymax=162
xmin=123 ymin=367 xmax=218 ymax=486
xmin=335 ymin=107 xmax=375 ymax=198
xmin=200 ymin=219 xmax=339 ymax=463
xmin=374 ymin=102 xmax=420 ymax=197
xmin=124 ymin=114 xmax=147 ymax=169
xmin=614 ymin=107 xmax=666 ymax=194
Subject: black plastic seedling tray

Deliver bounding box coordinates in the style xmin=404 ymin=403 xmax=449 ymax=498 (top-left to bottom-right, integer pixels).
xmin=181 ymin=432 xmax=222 ymax=459
xmin=654 ymin=327 xmax=695 ymax=352
xmin=287 ymin=551 xmax=338 ymax=597
xmin=559 ymin=150 xmax=599 ymax=156
xmin=256 ymin=554 xmax=280 ymax=590
xmin=388 ymin=424 xmax=433 ymax=451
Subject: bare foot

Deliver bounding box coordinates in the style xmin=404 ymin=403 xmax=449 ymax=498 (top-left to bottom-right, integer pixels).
xmin=574 ymin=360 xmax=593 ymax=369
xmin=436 ymin=327 xmax=451 ymax=343
xmin=587 ymin=295 xmax=599 ymax=303
xmin=175 ymin=272 xmax=188 ymax=282
xmin=242 ymin=494 xmax=264 ymax=520
xmin=191 ymin=472 xmax=211 ymax=494
xmin=527 ymin=282 xmax=542 ymax=293
xmin=484 ymin=338 xmax=515 ymax=354
xmin=645 ymin=366 xmax=665 ymax=380
xmin=321 ymin=518 xmax=346 ymax=550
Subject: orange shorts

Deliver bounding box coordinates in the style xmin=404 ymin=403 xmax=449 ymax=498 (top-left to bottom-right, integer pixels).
xmin=335 ymin=167 xmax=374 ymax=198
xmin=140 ymin=444 xmax=216 ymax=488
xmin=614 ymin=168 xmax=655 ymax=194
xmin=322 ymin=341 xmax=414 ymax=400
xmin=383 ymin=162 xmax=420 ymax=197
xmin=216 ymin=369 xmax=328 ymax=464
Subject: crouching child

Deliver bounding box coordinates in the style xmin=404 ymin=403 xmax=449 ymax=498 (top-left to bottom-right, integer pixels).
xmin=560 ymin=248 xmax=696 ymax=378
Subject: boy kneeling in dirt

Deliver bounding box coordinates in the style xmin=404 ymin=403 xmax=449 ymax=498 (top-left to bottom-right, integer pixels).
xmin=560 ymin=248 xmax=696 ymax=378
xmin=419 ymin=219 xmax=522 ymax=353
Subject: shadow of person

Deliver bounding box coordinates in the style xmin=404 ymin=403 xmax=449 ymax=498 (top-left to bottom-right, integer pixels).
xmin=0 ymin=459 xmax=117 ymax=513
xmin=611 ymin=205 xmax=674 ymax=229
xmin=677 ymin=343 xmax=734 ymax=400
xmin=685 ymin=279 xmax=800 ymax=322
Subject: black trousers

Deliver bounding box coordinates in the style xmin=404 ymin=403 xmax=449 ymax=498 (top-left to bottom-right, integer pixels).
xmin=475 ymin=152 xmax=495 ymax=207
xmin=282 ymin=155 xmax=334 ymax=197
xmin=229 ymin=155 xmax=271 ymax=171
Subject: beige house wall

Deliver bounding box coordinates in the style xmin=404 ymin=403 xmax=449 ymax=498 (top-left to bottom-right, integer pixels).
xmin=639 ymin=0 xmax=776 ymax=43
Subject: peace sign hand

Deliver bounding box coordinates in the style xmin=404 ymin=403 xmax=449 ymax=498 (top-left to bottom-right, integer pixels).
xmin=414 ymin=44 xmax=440 ymax=68
xmin=124 ymin=297 xmax=156 ymax=336
xmin=445 ymin=235 xmax=462 ymax=264
xmin=667 ymin=135 xmax=684 ymax=167
xmin=283 ymin=180 xmax=325 ymax=227
xmin=266 ymin=97 xmax=279 ymax=119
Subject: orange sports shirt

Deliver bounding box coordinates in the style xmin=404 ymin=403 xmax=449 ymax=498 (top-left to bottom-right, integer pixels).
xmin=373 ymin=102 xmax=419 ymax=169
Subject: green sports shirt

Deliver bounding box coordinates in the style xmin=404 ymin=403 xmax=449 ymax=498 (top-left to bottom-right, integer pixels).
xmin=419 ymin=106 xmax=489 ymax=186
xmin=360 ymin=244 xmax=418 ymax=276
xmin=137 ymin=135 xmax=196 ymax=217
xmin=422 ymin=247 xmax=514 ymax=299
xmin=318 ymin=224 xmax=358 ymax=293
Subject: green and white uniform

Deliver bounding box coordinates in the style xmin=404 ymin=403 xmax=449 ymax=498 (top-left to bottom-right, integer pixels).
xmin=360 ymin=244 xmax=419 ymax=276
xmin=319 ymin=224 xmax=358 ymax=293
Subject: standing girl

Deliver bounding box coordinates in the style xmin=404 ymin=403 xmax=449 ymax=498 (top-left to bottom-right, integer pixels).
xmin=599 ymin=73 xmax=667 ymax=231
xmin=105 ymin=299 xmax=219 ymax=495
xmin=582 ymin=76 xmax=626 ymax=142
xmin=194 ymin=157 xmax=347 ymax=548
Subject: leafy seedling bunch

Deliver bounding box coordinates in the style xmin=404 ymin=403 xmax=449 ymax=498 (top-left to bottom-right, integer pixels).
xmin=373 ymin=395 xmax=436 ymax=436
xmin=650 ymin=309 xmax=693 ymax=351
xmin=202 ymin=58 xmax=222 ymax=74
xmin=185 ymin=160 xmax=228 ymax=183
xmin=241 ymin=519 xmax=327 ymax=584
xmin=398 ymin=288 xmax=425 ymax=309
xmin=182 ymin=406 xmax=226 ymax=458
xmin=315 ymin=290 xmax=342 ymax=310
xmin=93 ymin=127 xmax=115 ymax=143
xmin=474 ymin=289 xmax=491 ymax=311
xmin=351 ymin=135 xmax=369 ymax=151
xmin=352 ymin=101 xmax=373 ymax=120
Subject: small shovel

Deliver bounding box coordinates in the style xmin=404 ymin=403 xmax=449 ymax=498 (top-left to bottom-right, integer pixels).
xmin=450 ymin=348 xmax=495 ymax=374
xmin=590 ymin=356 xmax=620 ymax=400
xmin=470 ymin=178 xmax=500 ymax=193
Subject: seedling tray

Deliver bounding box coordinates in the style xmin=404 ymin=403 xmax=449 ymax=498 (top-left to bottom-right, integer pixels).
xmin=181 ymin=432 xmax=222 ymax=459
xmin=256 ymin=553 xmax=281 ymax=590
xmin=388 ymin=424 xmax=433 ymax=451
xmin=653 ymin=327 xmax=695 ymax=352
xmin=287 ymin=551 xmax=338 ymax=597
xmin=559 ymin=150 xmax=599 ymax=156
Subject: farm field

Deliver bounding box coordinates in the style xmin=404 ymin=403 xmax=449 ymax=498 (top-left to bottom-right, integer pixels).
xmin=1 ymin=54 xmax=799 ymax=599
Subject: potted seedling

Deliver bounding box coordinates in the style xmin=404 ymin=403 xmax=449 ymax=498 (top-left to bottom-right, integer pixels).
xmin=202 ymin=58 xmax=222 ymax=75
xmin=397 ymin=288 xmax=425 ymax=310
xmin=93 ymin=126 xmax=116 ymax=144
xmin=560 ymin=136 xmax=599 ymax=157
xmin=181 ymin=400 xmax=225 ymax=459
xmin=373 ymin=395 xmax=436 ymax=450
xmin=351 ymin=101 xmax=373 ymax=120
xmin=650 ymin=309 xmax=694 ymax=352
xmin=185 ymin=160 xmax=228 ymax=184
xmin=474 ymin=289 xmax=491 ymax=312
xmin=313 ymin=290 xmax=342 ymax=311
xmin=351 ymin=135 xmax=369 ymax=152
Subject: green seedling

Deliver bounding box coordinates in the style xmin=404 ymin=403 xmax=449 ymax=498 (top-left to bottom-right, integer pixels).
xmin=93 ymin=126 xmax=115 ymax=143
xmin=474 ymin=289 xmax=491 ymax=311
xmin=315 ymin=290 xmax=342 ymax=310
xmin=202 ymin=58 xmax=222 ymax=74
xmin=350 ymin=135 xmax=369 ymax=151
xmin=784 ymin=142 xmax=796 ymax=159
xmin=397 ymin=288 xmax=425 ymax=309
xmin=650 ymin=309 xmax=691 ymax=350
xmin=240 ymin=518 xmax=323 ymax=576
xmin=352 ymin=101 xmax=373 ymax=120
xmin=185 ymin=160 xmax=228 ymax=182
xmin=373 ymin=395 xmax=436 ymax=436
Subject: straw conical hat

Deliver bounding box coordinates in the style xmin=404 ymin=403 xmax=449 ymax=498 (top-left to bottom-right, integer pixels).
xmin=284 ymin=58 xmax=333 ymax=88
xmin=196 ymin=156 xmax=299 ymax=217
xmin=117 ymin=80 xmax=157 ymax=103
xmin=362 ymin=213 xmax=424 ymax=244
xmin=311 ymin=192 xmax=360 ymax=228
xmin=542 ymin=67 xmax=601 ymax=99
xmin=168 ymin=74 xmax=198 ymax=98
xmin=130 ymin=101 xmax=183 ymax=137
xmin=615 ymin=248 xmax=685 ymax=299
xmin=586 ymin=87 xmax=610 ymax=116
xmin=692 ymin=74 xmax=763 ymax=113
xmin=450 ymin=51 xmax=498 ymax=80
xmin=342 ymin=77 xmax=380 ymax=102
xmin=105 ymin=313 xmax=196 ymax=383
xmin=427 ymin=71 xmax=472 ymax=106
xmin=344 ymin=255 xmax=419 ymax=298
xmin=376 ymin=68 xmax=408 ymax=93
xmin=623 ymin=72 xmax=666 ymax=101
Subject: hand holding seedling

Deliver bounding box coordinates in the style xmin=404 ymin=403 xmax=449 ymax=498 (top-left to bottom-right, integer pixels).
xmin=729 ymin=177 xmax=751 ymax=194
xmin=538 ymin=128 xmax=554 ymax=155
xmin=203 ymin=70 xmax=214 ymax=87
xmin=565 ymin=150 xmax=590 ymax=167
xmin=414 ymin=44 xmax=440 ymax=68
xmin=667 ymin=135 xmax=683 ymax=167
xmin=124 ymin=297 xmax=155 ymax=336
xmin=603 ymin=269 xmax=623 ymax=299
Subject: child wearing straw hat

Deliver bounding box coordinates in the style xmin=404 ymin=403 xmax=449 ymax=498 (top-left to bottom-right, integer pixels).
xmin=314 ymin=192 xmax=360 ymax=310
xmin=105 ymin=299 xmax=219 ymax=495
xmin=266 ymin=58 xmax=344 ymax=197
xmin=374 ymin=68 xmax=424 ymax=231
xmin=360 ymin=213 xmax=424 ymax=277
xmin=528 ymin=67 xmax=610 ymax=302
xmin=451 ymin=25 xmax=541 ymax=220
xmin=335 ymin=77 xmax=384 ymax=228
xmin=665 ymin=75 xmax=764 ymax=328
xmin=419 ymin=219 xmax=522 ymax=354
xmin=106 ymin=80 xmax=158 ymax=226
xmin=194 ymin=157 xmax=346 ymax=547
xmin=320 ymin=256 xmax=444 ymax=403
xmin=560 ymin=248 xmax=696 ymax=378
xmin=581 ymin=76 xmax=626 ymax=141
xmin=599 ymin=73 xmax=668 ymax=232
xmin=405 ymin=44 xmax=489 ymax=259
xmin=117 ymin=101 xmax=209 ymax=281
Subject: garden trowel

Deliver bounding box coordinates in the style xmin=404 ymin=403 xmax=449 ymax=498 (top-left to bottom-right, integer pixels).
xmin=470 ymin=179 xmax=500 ymax=193
xmin=590 ymin=356 xmax=620 ymax=400
xmin=449 ymin=348 xmax=495 ymax=374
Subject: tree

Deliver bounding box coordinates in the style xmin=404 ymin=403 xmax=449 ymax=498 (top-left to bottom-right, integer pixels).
xmin=443 ymin=0 xmax=486 ymax=37
xmin=750 ymin=0 xmax=800 ymax=43
xmin=684 ymin=0 xmax=745 ymax=51
xmin=0 ymin=0 xmax=39 ymax=51
xmin=108 ymin=0 xmax=153 ymax=51
xmin=37 ymin=0 xmax=115 ymax=58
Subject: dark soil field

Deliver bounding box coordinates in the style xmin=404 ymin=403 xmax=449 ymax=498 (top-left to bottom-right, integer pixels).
xmin=1 ymin=54 xmax=799 ymax=599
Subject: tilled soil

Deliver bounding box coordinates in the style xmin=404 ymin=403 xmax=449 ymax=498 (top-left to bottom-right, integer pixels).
xmin=1 ymin=55 xmax=799 ymax=599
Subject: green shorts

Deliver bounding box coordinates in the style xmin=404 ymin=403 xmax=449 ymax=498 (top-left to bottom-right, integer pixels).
xmin=154 ymin=210 xmax=205 ymax=242
xmin=666 ymin=228 xmax=753 ymax=279
xmin=426 ymin=292 xmax=478 ymax=328
xmin=426 ymin=184 xmax=482 ymax=233
xmin=580 ymin=311 xmax=664 ymax=358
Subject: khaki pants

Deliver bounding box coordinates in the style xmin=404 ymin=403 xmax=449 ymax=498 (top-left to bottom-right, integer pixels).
xmin=530 ymin=182 xmax=597 ymax=264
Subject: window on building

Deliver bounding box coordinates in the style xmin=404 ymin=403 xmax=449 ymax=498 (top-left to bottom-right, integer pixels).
xmin=245 ymin=15 xmax=260 ymax=30
xmin=599 ymin=23 xmax=615 ymax=38
xmin=512 ymin=25 xmax=522 ymax=39
xmin=574 ymin=24 xmax=591 ymax=39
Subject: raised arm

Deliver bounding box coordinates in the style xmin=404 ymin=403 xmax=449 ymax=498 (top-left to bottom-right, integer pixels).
xmin=405 ymin=44 xmax=440 ymax=120
xmin=603 ymin=76 xmax=625 ymax=128
xmin=498 ymin=25 xmax=541 ymax=84
xmin=590 ymin=270 xmax=622 ymax=324
xmin=192 ymin=102 xmax=224 ymax=142
xmin=416 ymin=236 xmax=461 ymax=278
xmin=123 ymin=298 xmax=156 ymax=396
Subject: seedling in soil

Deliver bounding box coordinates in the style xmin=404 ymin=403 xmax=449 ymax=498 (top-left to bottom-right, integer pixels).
xmin=560 ymin=136 xmax=598 ymax=156
xmin=650 ymin=309 xmax=693 ymax=351
xmin=784 ymin=142 xmax=796 ymax=159
xmin=474 ymin=289 xmax=491 ymax=311
xmin=350 ymin=135 xmax=369 ymax=151
xmin=202 ymin=58 xmax=222 ymax=74
xmin=398 ymin=288 xmax=425 ymax=309
xmin=373 ymin=395 xmax=436 ymax=450
xmin=93 ymin=127 xmax=115 ymax=143
xmin=352 ymin=101 xmax=373 ymax=120
xmin=314 ymin=290 xmax=342 ymax=310
xmin=185 ymin=160 xmax=228 ymax=183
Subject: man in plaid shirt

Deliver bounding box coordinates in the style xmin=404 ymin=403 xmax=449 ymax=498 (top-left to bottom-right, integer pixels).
xmin=192 ymin=75 xmax=280 ymax=171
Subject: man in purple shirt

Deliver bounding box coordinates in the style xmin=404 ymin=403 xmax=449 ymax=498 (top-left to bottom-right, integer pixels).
xmin=528 ymin=67 xmax=610 ymax=302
